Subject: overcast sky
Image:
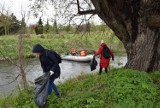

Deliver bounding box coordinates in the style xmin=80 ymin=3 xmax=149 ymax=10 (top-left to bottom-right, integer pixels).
xmin=0 ymin=0 xmax=40 ymax=25
xmin=0 ymin=0 xmax=102 ymax=26
xmin=0 ymin=0 xmax=56 ymax=25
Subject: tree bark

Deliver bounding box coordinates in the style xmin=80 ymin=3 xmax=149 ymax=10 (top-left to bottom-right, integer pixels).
xmin=18 ymin=34 xmax=28 ymax=89
xmin=125 ymin=28 xmax=160 ymax=71
xmin=87 ymin=0 xmax=160 ymax=72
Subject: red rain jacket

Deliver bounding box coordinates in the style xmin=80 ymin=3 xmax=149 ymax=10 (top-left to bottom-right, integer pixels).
xmin=94 ymin=43 xmax=114 ymax=68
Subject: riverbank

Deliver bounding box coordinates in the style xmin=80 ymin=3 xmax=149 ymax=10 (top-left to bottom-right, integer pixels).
xmin=0 ymin=32 xmax=125 ymax=60
xmin=0 ymin=68 xmax=159 ymax=107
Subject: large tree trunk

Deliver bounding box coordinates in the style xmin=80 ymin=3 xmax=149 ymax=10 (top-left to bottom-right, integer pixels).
xmin=125 ymin=28 xmax=160 ymax=71
xmin=79 ymin=0 xmax=160 ymax=72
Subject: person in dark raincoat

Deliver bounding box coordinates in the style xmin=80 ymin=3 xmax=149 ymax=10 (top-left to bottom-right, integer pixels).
xmin=94 ymin=40 xmax=114 ymax=75
xmin=32 ymin=44 xmax=60 ymax=98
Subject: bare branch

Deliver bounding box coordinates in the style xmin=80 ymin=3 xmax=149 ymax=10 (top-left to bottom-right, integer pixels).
xmin=78 ymin=9 xmax=98 ymax=15
xmin=77 ymin=0 xmax=98 ymax=15
xmin=0 ymin=74 xmax=20 ymax=87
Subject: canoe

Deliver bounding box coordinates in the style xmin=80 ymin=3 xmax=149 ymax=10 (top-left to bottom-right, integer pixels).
xmin=61 ymin=55 xmax=93 ymax=62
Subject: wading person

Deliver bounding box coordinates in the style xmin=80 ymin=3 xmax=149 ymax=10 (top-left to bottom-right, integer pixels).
xmin=32 ymin=44 xmax=61 ymax=107
xmin=94 ymin=40 xmax=114 ymax=75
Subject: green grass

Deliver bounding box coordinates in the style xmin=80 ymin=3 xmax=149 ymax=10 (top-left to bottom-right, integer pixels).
xmin=0 ymin=69 xmax=159 ymax=108
xmin=0 ymin=32 xmax=125 ymax=59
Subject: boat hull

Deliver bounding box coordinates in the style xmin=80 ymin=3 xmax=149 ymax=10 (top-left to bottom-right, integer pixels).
xmin=61 ymin=55 xmax=93 ymax=62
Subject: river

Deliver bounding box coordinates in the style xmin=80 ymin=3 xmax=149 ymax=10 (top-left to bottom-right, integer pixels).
xmin=0 ymin=56 xmax=127 ymax=97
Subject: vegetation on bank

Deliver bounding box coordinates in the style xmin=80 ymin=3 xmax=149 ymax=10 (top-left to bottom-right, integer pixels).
xmin=0 ymin=31 xmax=125 ymax=59
xmin=0 ymin=69 xmax=159 ymax=108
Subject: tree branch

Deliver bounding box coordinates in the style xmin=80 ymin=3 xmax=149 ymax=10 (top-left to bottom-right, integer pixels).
xmin=77 ymin=0 xmax=99 ymax=15
xmin=78 ymin=10 xmax=98 ymax=15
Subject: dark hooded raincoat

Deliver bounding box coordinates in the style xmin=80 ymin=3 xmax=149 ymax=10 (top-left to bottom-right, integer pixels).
xmin=32 ymin=44 xmax=60 ymax=80
xmin=33 ymin=44 xmax=61 ymax=107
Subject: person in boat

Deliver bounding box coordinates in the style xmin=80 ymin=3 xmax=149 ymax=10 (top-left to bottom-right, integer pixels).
xmin=70 ymin=48 xmax=77 ymax=56
xmin=32 ymin=44 xmax=61 ymax=98
xmin=79 ymin=49 xmax=87 ymax=56
xmin=94 ymin=40 xmax=114 ymax=75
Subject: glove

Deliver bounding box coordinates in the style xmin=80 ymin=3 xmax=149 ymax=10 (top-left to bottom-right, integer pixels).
xmin=50 ymin=71 xmax=54 ymax=74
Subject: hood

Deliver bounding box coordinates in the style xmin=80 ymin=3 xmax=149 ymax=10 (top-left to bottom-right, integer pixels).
xmin=32 ymin=44 xmax=45 ymax=53
xmin=100 ymin=40 xmax=104 ymax=44
xmin=100 ymin=43 xmax=107 ymax=47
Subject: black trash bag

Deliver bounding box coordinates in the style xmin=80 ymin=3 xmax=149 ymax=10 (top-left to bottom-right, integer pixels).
xmin=34 ymin=73 xmax=50 ymax=108
xmin=90 ymin=56 xmax=97 ymax=71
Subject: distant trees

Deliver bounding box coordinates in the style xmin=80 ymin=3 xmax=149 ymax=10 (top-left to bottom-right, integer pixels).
xmin=0 ymin=13 xmax=25 ymax=36
xmin=44 ymin=19 xmax=50 ymax=34
xmin=35 ymin=17 xmax=43 ymax=35
xmin=53 ymin=19 xmax=58 ymax=34
xmin=9 ymin=14 xmax=22 ymax=34
xmin=20 ymin=17 xmax=26 ymax=29
xmin=0 ymin=12 xmax=107 ymax=36
xmin=0 ymin=13 xmax=10 ymax=35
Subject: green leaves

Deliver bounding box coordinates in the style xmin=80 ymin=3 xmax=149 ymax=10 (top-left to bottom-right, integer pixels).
xmin=104 ymin=69 xmax=159 ymax=107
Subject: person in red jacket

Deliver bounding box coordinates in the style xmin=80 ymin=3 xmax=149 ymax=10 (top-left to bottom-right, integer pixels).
xmin=94 ymin=41 xmax=114 ymax=75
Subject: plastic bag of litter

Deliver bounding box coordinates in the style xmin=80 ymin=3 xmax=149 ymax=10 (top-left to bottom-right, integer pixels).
xmin=90 ymin=56 xmax=97 ymax=71
xmin=34 ymin=72 xmax=50 ymax=108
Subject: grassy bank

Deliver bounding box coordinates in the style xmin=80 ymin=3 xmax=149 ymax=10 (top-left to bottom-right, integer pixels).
xmin=0 ymin=69 xmax=159 ymax=108
xmin=0 ymin=32 xmax=125 ymax=59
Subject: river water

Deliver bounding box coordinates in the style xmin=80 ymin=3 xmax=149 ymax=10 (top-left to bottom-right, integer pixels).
xmin=0 ymin=56 xmax=127 ymax=97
